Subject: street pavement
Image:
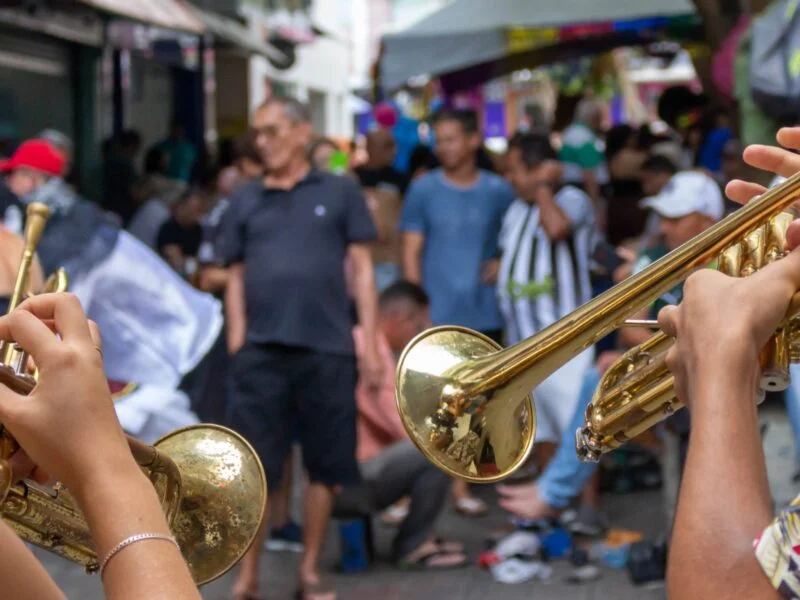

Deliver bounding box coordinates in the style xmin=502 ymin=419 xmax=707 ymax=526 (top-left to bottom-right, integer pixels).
xmin=33 ymin=402 xmax=798 ymax=600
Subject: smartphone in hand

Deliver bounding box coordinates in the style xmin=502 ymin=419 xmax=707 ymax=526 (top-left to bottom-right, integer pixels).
xmin=591 ymin=241 xmax=627 ymax=275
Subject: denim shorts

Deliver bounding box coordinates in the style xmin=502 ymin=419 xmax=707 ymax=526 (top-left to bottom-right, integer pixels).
xmin=227 ymin=341 xmax=361 ymax=490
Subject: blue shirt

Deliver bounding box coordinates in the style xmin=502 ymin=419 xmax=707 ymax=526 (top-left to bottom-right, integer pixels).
xmin=399 ymin=169 xmax=514 ymax=331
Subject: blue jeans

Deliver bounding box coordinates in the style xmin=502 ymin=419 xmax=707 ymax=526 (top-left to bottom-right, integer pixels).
xmin=537 ymin=367 xmax=602 ymax=509
xmin=786 ymin=365 xmax=800 ymax=466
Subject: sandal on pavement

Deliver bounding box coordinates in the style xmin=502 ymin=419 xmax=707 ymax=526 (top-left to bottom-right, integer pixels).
xmin=433 ymin=537 xmax=465 ymax=553
xmin=397 ymin=548 xmax=470 ymax=571
xmin=454 ymin=496 xmax=489 ymax=517
xmin=380 ymin=503 xmax=409 ymax=526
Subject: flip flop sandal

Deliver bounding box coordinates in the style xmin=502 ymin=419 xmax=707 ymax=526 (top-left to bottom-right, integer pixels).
xmin=455 ymin=496 xmax=489 ymax=517
xmin=397 ymin=549 xmax=470 ymax=571
xmin=433 ymin=537 xmax=465 ymax=553
xmin=380 ymin=504 xmax=409 ymax=526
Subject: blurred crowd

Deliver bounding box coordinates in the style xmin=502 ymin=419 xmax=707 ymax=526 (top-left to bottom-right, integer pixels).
xmin=0 ymin=83 xmax=793 ymax=599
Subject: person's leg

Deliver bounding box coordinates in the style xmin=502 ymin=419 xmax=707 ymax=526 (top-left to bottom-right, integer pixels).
xmin=536 ymin=366 xmax=603 ymax=510
xmin=531 ymin=348 xmax=593 ymax=473
xmin=271 ymin=454 xmax=294 ymax=525
xmin=363 ymin=441 xmax=464 ymax=567
xmin=579 ymin=471 xmax=601 ymax=508
xmin=228 ymin=344 xmax=293 ymax=599
xmin=451 ymin=478 xmax=488 ymax=517
xmin=265 ymin=452 xmax=303 ymax=553
xmin=786 ymin=365 xmax=800 ymax=477
xmin=531 ymin=392 xmax=559 ymax=473
xmin=301 ymin=482 xmax=335 ymax=594
xmin=295 ymin=352 xmax=362 ymax=599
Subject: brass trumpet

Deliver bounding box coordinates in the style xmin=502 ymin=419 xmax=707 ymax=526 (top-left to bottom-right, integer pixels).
xmin=396 ymin=170 xmax=800 ymax=482
xmin=0 ymin=203 xmax=267 ymax=585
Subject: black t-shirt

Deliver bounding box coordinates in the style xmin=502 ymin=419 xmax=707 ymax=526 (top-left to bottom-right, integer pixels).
xmin=157 ymin=217 xmax=203 ymax=257
xmin=354 ymin=165 xmax=408 ymax=197
xmin=215 ymin=169 xmax=377 ymax=355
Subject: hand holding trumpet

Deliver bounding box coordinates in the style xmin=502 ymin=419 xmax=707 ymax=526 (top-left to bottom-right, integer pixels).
xmin=0 ymin=293 xmax=134 ymax=495
xmin=0 ymin=292 xmax=200 ymax=600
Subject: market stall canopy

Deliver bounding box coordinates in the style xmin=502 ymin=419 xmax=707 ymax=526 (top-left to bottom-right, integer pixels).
xmin=380 ymin=0 xmax=698 ymax=92
xmin=191 ymin=6 xmax=290 ymax=64
xmin=78 ymin=0 xmax=204 ymax=34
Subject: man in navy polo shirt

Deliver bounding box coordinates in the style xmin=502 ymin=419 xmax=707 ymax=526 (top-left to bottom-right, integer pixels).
xmin=217 ymin=96 xmax=381 ymax=600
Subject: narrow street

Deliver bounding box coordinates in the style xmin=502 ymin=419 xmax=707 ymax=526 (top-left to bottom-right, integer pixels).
xmin=36 ymin=403 xmax=798 ymax=600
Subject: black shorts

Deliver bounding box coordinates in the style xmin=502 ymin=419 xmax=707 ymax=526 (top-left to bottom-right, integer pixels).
xmin=228 ymin=342 xmax=361 ymax=490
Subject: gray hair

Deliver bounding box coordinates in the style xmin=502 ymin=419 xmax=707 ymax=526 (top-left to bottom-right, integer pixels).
xmin=574 ymin=98 xmax=604 ymax=124
xmin=38 ymin=129 xmax=74 ymax=156
xmin=259 ymin=95 xmax=311 ymax=125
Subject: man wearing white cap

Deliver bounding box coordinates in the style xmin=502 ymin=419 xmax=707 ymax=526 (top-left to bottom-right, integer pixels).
xmin=623 ymin=169 xmax=724 ymax=527
xmin=622 ymin=170 xmax=725 ymax=340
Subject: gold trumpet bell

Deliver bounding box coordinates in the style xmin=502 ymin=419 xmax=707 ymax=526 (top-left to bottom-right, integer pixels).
xmin=396 ymin=326 xmax=535 ymax=482
xmin=152 ymin=424 xmax=267 ymax=586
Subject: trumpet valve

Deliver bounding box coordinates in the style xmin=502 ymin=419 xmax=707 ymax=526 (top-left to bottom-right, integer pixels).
xmin=575 ymin=427 xmax=602 ymax=463
xmin=760 ymin=329 xmax=791 ymax=393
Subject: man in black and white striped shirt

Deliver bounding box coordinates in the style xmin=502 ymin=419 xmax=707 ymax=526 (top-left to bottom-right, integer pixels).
xmin=499 ymin=132 xmax=597 ymax=448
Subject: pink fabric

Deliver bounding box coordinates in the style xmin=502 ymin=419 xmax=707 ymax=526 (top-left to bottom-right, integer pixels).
xmin=353 ymin=326 xmax=408 ymax=462
xmin=712 ymin=14 xmax=751 ymax=105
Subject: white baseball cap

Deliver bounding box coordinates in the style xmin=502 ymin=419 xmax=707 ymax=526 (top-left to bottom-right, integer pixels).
xmin=642 ymin=171 xmax=724 ymax=221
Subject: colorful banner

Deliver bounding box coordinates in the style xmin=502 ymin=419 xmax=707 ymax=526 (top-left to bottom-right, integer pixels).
xmin=506 ymin=26 xmax=559 ymax=54
xmin=505 ymin=14 xmax=700 ymax=56
xmin=483 ymin=101 xmax=506 ymax=139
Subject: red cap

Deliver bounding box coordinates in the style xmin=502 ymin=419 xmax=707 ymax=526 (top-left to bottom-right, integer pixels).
xmin=0 ymin=139 xmax=66 ymax=176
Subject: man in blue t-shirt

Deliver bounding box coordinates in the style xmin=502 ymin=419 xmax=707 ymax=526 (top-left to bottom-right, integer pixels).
xmin=399 ymin=109 xmax=514 ymax=345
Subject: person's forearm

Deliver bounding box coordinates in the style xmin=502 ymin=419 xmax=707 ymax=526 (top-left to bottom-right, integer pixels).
xmin=583 ymin=170 xmax=600 ymax=204
xmin=401 ymin=233 xmax=424 ymax=284
xmin=668 ymin=359 xmax=775 ymax=599
xmin=73 ymin=461 xmax=200 ymax=600
xmin=0 ymin=520 xmax=67 ymax=600
xmin=224 ymin=264 xmax=246 ymax=353
xmin=402 ymin=249 xmax=421 ymax=284
xmin=199 ymin=266 xmax=229 ymax=294
xmin=353 ymin=261 xmax=379 ymax=349
xmin=536 ymin=187 xmax=571 ymax=241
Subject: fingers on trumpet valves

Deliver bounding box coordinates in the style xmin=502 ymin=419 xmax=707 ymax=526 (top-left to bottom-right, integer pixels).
xmin=720 ymin=212 xmax=795 ymax=278
xmin=742 ymin=228 xmax=766 ymax=275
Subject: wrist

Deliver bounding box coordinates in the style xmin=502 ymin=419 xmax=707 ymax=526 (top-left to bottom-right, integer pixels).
xmin=533 ymin=183 xmax=555 ymax=202
xmin=687 ymin=348 xmax=759 ymax=406
xmin=72 ymin=460 xmax=172 ymax=554
xmin=69 ymin=454 xmax=148 ymax=513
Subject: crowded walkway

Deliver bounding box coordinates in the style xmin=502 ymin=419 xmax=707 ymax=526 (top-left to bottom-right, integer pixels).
xmin=30 ymin=403 xmax=797 ymax=599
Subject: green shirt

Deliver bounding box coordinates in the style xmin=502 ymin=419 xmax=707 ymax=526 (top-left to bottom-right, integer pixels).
xmin=559 ymin=122 xmax=608 ymax=185
xmin=632 ymin=244 xmax=719 ymax=317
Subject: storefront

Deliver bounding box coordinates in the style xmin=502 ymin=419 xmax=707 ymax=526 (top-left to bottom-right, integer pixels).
xmin=0 ymin=4 xmax=103 ymax=183
xmin=103 ymin=20 xmax=205 ymax=173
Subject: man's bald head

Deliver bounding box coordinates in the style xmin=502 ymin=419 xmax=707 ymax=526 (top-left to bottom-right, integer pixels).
xmin=365 ymin=129 xmax=396 ymax=168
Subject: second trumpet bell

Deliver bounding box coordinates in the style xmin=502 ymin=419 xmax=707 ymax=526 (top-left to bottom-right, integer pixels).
xmin=396 ymin=327 xmax=535 ymax=482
